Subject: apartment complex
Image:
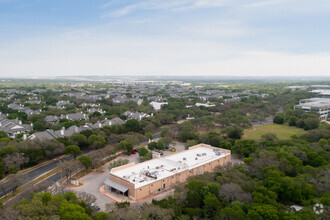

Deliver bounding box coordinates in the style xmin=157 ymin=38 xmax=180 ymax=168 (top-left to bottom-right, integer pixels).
xmin=294 ymin=98 xmax=330 ymax=120
xmin=105 ymin=144 xmax=231 ymax=201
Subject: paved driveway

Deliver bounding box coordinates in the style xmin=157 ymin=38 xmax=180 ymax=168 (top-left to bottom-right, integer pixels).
xmin=70 ymin=153 xmax=140 ymax=210
xmin=71 ymin=169 xmax=111 ymax=210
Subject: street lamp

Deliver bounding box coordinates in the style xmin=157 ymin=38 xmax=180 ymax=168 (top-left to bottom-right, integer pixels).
xmin=18 ymin=152 xmax=24 ymax=171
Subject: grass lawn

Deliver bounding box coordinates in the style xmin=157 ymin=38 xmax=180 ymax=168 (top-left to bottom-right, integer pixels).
xmin=243 ymin=123 xmax=307 ymax=140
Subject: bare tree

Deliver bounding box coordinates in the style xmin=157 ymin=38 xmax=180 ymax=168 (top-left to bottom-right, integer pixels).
xmin=218 ymin=183 xmax=252 ymax=203
xmin=3 ymin=153 xmax=29 ymax=172
xmin=7 ymin=173 xmax=24 ymax=194
xmin=0 ymin=181 xmax=9 ymax=198
xmin=47 ymin=182 xmax=67 ymax=195
xmin=0 ymin=207 xmax=21 ymax=220
xmin=59 ymin=160 xmax=82 ymax=184
xmin=140 ymin=204 xmax=175 ymax=220
xmin=76 ymin=192 xmax=96 ymax=204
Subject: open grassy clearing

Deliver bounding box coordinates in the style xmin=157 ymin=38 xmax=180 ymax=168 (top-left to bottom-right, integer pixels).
xmin=243 ymin=123 xmax=307 ymax=140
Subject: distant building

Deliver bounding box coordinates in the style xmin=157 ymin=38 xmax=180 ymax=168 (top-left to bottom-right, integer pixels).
xmin=105 ymin=144 xmax=231 ymax=201
xmin=0 ymin=113 xmax=33 ymax=138
xmin=123 ymin=111 xmax=150 ymax=121
xmin=285 ymin=86 xmax=309 ymax=91
xmin=150 ymin=101 xmax=168 ymax=111
xmin=195 ymin=102 xmax=216 ymax=107
xmin=310 ymin=90 xmax=330 ymax=98
xmin=294 ymin=98 xmax=330 ymax=120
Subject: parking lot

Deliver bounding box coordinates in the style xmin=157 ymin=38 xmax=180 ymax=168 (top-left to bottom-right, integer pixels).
xmin=69 ymin=142 xmax=185 ymax=210
xmin=69 ymin=141 xmax=239 ymax=210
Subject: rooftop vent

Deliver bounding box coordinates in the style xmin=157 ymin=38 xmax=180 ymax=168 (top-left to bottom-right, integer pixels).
xmin=202 ymin=153 xmax=206 ymax=156
xmin=183 ymin=157 xmax=186 ymax=160
xmin=195 ymin=157 xmax=198 ymax=160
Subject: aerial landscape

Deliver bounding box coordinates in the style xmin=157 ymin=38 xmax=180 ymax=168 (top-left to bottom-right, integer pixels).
xmin=0 ymin=1 xmax=329 ymax=220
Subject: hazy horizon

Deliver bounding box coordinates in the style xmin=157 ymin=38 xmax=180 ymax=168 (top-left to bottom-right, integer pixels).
xmin=1 ymin=0 xmax=330 ymax=78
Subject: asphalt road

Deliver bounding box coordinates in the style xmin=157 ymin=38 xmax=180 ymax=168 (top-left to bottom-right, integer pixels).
xmin=0 ymin=128 xmax=174 ymax=198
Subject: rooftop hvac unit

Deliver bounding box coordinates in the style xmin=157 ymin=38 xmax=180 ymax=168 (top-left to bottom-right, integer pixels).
xmin=183 ymin=157 xmax=186 ymax=160
xmin=202 ymin=153 xmax=206 ymax=156
xmin=216 ymin=152 xmax=222 ymax=155
xmin=161 ymin=165 xmax=164 ymax=167
xmin=195 ymin=157 xmax=198 ymax=160
xmin=197 ymin=154 xmax=201 ymax=157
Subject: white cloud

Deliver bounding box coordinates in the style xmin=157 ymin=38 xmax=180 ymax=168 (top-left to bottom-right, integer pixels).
xmin=245 ymin=0 xmax=288 ymax=8
xmin=102 ymin=0 xmax=226 ymax=18
xmin=0 ymin=30 xmax=329 ymax=78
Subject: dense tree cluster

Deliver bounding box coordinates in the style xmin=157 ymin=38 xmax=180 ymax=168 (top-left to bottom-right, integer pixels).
xmin=274 ymin=109 xmax=320 ymax=130
xmin=142 ymin=137 xmax=329 ymax=219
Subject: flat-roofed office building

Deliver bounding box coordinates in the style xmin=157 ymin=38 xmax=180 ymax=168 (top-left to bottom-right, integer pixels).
xmin=294 ymin=98 xmax=330 ymax=120
xmin=105 ymin=144 xmax=231 ymax=201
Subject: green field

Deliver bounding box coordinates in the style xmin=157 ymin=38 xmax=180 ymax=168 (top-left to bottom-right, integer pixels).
xmin=243 ymin=123 xmax=307 ymax=140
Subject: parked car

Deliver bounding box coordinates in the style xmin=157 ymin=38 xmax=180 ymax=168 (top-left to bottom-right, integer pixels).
xmin=131 ymin=149 xmax=138 ymax=154
xmin=156 ymin=150 xmax=163 ymax=155
xmin=91 ymin=203 xmax=100 ymax=210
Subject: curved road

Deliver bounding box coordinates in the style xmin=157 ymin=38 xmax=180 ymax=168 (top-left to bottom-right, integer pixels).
xmin=0 ymin=128 xmax=168 ymax=198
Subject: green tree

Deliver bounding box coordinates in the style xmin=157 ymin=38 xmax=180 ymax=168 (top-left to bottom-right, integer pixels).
xmin=217 ymin=205 xmax=246 ymax=220
xmin=58 ymin=202 xmax=91 ymax=220
xmin=273 ymin=113 xmax=285 ymax=124
xmin=223 ymin=126 xmax=243 ymax=139
xmin=33 ymin=122 xmax=46 ymax=131
xmin=78 ymin=155 xmax=92 ymax=172
xmin=146 ymin=132 xmax=153 ymax=140
xmin=118 ymin=139 xmax=133 ymax=155
xmin=248 ymin=205 xmax=279 ymax=220
xmin=185 ymin=139 xmax=198 ymax=149
xmin=0 ymin=145 xmax=19 ymax=157
xmin=88 ymin=135 xmax=106 ymax=149
xmin=70 ymin=134 xmax=87 ymax=148
xmin=232 ymin=139 xmax=258 ymax=157
xmin=288 ymin=116 xmax=298 ymax=126
xmin=148 ymin=142 xmax=158 ymax=150
xmin=303 ymin=118 xmax=320 ymax=130
xmin=45 ymin=97 xmax=58 ymax=106
xmin=0 ymin=131 xmax=8 ymax=138
xmin=319 ymin=138 xmax=328 ymax=147
xmin=156 ymin=140 xmax=164 ymax=150
xmin=64 ymin=145 xmax=82 ymax=158
xmin=125 ymin=119 xmax=142 ymax=133
xmin=203 ymin=193 xmax=221 ymax=218
xmin=261 ymin=133 xmax=278 ymax=142
xmin=138 ymin=147 xmax=148 ymax=157
xmin=94 ymin=212 xmax=108 ymax=220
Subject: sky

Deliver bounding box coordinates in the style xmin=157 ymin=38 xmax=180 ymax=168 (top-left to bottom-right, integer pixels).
xmin=0 ymin=0 xmax=330 ymax=78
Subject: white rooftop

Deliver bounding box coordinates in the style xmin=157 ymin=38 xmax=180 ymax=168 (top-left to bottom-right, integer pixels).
xmin=110 ymin=144 xmax=230 ymax=188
